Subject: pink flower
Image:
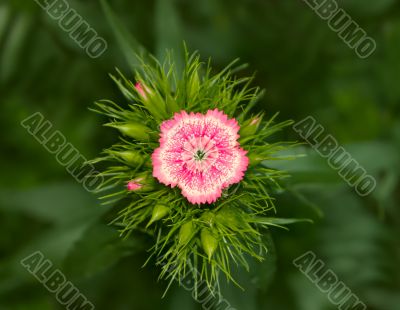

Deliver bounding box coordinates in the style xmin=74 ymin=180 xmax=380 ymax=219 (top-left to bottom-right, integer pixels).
xmin=152 ymin=109 xmax=249 ymax=204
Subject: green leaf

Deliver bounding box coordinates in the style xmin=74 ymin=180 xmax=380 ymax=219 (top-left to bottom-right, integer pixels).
xmin=0 ymin=13 xmax=32 ymax=82
xmin=0 ymin=182 xmax=103 ymax=225
xmin=251 ymin=217 xmax=312 ymax=229
xmin=342 ymin=0 xmax=395 ymax=16
xmin=62 ymin=223 xmax=143 ymax=279
xmin=100 ymin=0 xmax=147 ymax=71
xmin=155 ymin=0 xmax=184 ymax=75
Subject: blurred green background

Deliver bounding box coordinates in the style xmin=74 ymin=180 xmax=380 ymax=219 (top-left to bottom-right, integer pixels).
xmin=1 ymin=0 xmax=399 ymax=309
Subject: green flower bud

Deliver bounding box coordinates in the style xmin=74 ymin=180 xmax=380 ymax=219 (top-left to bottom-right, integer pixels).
xmin=216 ymin=207 xmax=243 ymax=229
xmin=134 ymin=82 xmax=168 ymax=119
xmin=128 ymin=173 xmax=155 ymax=192
xmin=178 ymin=221 xmax=195 ymax=246
xmin=239 ymin=115 xmax=262 ymax=138
xmin=107 ymin=123 xmax=150 ymax=141
xmin=188 ymin=71 xmax=200 ymax=99
xmin=135 ymin=82 xmax=151 ymax=99
xmin=248 ymin=153 xmax=264 ymax=166
xmin=112 ymin=150 xmax=145 ymax=166
xmin=200 ymin=211 xmax=215 ymax=227
xmin=201 ymin=228 xmax=218 ymax=260
xmin=147 ymin=204 xmax=170 ymax=227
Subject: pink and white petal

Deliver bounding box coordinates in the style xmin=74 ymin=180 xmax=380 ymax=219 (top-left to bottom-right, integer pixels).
xmin=179 ymin=174 xmax=223 ymax=204
xmin=152 ymin=109 xmax=249 ymax=204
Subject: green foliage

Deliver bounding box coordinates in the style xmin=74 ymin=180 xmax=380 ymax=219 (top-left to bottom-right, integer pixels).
xmin=91 ymin=50 xmax=300 ymax=296
xmin=1 ymin=0 xmax=400 ymax=309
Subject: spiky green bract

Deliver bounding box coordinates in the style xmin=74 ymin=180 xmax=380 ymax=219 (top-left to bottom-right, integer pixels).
xmin=90 ymin=50 xmax=300 ymax=296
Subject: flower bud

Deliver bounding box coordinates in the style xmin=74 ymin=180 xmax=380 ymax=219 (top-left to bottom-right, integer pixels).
xmin=147 ymin=204 xmax=170 ymax=227
xmin=178 ymin=221 xmax=195 ymax=246
xmin=135 ymin=82 xmax=152 ymax=99
xmin=137 ymin=84 xmax=169 ymax=118
xmin=200 ymin=211 xmax=215 ymax=227
xmin=107 ymin=123 xmax=150 ymax=141
xmin=201 ymin=228 xmax=218 ymax=260
xmin=188 ymin=71 xmax=200 ymax=99
xmin=127 ymin=181 xmax=142 ymax=191
xmin=239 ymin=115 xmax=262 ymax=138
xmin=248 ymin=153 xmax=264 ymax=166
xmin=111 ymin=150 xmax=145 ymax=166
xmin=216 ymin=207 xmax=243 ymax=229
xmin=127 ymin=173 xmax=155 ymax=192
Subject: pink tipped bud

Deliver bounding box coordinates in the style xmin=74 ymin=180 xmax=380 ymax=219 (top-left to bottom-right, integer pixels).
xmin=127 ymin=180 xmax=142 ymax=191
xmin=239 ymin=115 xmax=263 ymax=138
xmin=250 ymin=117 xmax=261 ymax=126
xmin=126 ymin=174 xmax=154 ymax=192
xmin=135 ymin=82 xmax=153 ymax=99
xmin=135 ymin=82 xmax=146 ymax=98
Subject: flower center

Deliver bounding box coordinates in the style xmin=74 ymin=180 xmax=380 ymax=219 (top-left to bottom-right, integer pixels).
xmin=182 ymin=136 xmax=219 ymax=172
xmin=194 ymin=149 xmax=206 ymax=161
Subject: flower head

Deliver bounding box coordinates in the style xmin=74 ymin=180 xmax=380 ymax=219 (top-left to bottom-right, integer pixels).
xmin=92 ymin=52 xmax=296 ymax=296
xmin=152 ymin=109 xmax=249 ymax=204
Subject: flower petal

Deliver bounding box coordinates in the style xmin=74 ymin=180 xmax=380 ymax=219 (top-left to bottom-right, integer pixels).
xmin=152 ymin=109 xmax=248 ymax=204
